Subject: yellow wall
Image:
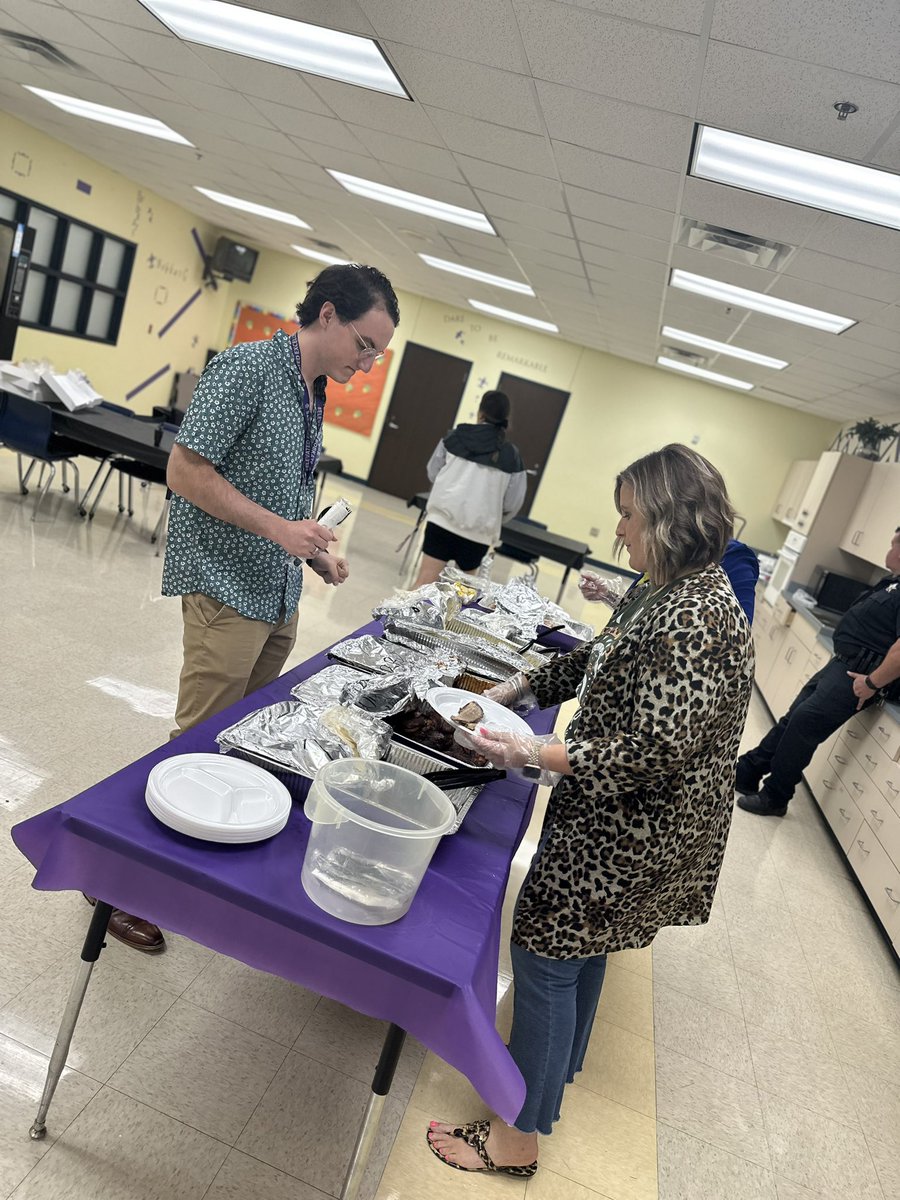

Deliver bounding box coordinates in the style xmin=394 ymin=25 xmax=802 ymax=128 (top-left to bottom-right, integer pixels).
xmin=3 ymin=111 xmax=838 ymax=552
xmin=0 ymin=111 xmax=229 ymax=413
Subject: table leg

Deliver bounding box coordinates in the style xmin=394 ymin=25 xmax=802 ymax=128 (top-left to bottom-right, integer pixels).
xmin=556 ymin=565 xmax=571 ymax=605
xmin=29 ymin=900 xmax=113 ymax=1141
xmin=339 ymin=1023 xmax=406 ymax=1200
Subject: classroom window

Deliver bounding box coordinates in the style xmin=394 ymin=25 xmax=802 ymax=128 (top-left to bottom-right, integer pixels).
xmin=1 ymin=187 xmax=136 ymax=345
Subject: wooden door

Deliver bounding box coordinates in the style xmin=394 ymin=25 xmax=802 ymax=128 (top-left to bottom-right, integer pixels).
xmin=497 ymin=373 xmax=570 ymax=517
xmin=367 ymin=343 xmax=471 ymax=499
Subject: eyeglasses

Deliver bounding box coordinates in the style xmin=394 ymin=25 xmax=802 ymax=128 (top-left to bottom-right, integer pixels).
xmin=348 ymin=319 xmax=385 ymax=364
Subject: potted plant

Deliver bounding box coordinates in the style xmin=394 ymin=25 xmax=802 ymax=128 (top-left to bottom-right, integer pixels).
xmin=847 ymin=417 xmax=899 ymax=460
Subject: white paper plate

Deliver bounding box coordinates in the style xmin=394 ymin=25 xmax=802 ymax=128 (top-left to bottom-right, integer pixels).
xmin=146 ymin=754 xmax=291 ymax=844
xmin=424 ymin=688 xmax=533 ymax=739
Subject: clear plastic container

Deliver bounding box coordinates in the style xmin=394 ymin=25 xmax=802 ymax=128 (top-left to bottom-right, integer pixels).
xmin=301 ymin=758 xmax=457 ymax=925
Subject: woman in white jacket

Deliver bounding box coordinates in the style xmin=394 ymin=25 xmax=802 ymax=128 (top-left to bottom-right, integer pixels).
xmin=413 ymin=391 xmax=527 ymax=587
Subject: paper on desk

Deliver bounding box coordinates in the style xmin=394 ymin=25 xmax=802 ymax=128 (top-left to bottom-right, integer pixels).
xmin=0 ymin=360 xmax=44 ymax=399
xmin=40 ymin=369 xmax=103 ymax=410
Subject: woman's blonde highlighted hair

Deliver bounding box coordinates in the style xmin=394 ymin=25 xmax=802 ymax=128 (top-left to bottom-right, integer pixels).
xmin=615 ymin=444 xmax=736 ymax=584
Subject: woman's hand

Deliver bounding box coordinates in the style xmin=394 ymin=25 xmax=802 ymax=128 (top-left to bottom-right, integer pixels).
xmin=578 ymin=571 xmax=622 ymax=606
xmin=483 ymin=671 xmax=536 ymax=712
xmin=458 ymin=728 xmax=564 ymax=785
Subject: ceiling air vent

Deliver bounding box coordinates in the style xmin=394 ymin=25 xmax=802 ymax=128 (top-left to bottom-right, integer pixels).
xmin=310 ymin=238 xmax=345 ymax=253
xmin=661 ymin=345 xmax=708 ymax=368
xmin=0 ymin=30 xmax=81 ymax=69
xmin=677 ymin=219 xmax=793 ymax=271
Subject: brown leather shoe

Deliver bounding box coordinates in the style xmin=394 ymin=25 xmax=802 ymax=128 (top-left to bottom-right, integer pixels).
xmin=83 ymin=895 xmax=166 ymax=953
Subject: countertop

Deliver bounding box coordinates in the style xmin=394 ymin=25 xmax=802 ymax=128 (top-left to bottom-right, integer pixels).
xmin=783 ymin=586 xmax=900 ymax=723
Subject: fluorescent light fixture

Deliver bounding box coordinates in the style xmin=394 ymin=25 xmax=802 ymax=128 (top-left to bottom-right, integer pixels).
xmin=329 ymin=171 xmax=495 ymax=234
xmin=139 ymin=0 xmax=409 ymax=98
xmin=419 ymin=254 xmax=533 ymax=295
xmin=23 ymin=86 xmax=192 ymax=144
xmin=657 ymin=356 xmax=753 ymax=391
xmin=194 ymin=187 xmax=310 ymax=228
xmin=669 ymin=269 xmax=855 ymax=333
xmin=661 ymin=326 xmax=788 ymax=369
xmin=292 ymin=245 xmax=350 ymax=265
xmin=469 ymin=299 xmax=558 ymax=333
xmin=692 ymin=124 xmax=900 ymax=233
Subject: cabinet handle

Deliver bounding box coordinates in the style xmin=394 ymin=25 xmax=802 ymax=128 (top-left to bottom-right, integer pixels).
xmin=887 ymin=781 xmax=899 ymax=795
xmin=865 ymin=754 xmax=877 ymax=766
xmin=877 ymin=726 xmax=889 ymax=736
xmin=885 ymin=887 xmax=900 ymax=905
xmin=839 ymin=808 xmax=852 ymax=820
xmin=786 ymin=648 xmax=796 ymax=664
xmin=846 ymin=729 xmax=860 ymax=739
xmin=834 ymin=754 xmax=848 ymax=765
xmin=852 ymin=781 xmax=864 ymax=793
xmin=870 ymin=809 xmax=883 ymax=825
xmin=856 ymin=840 xmax=870 ymax=854
xmin=853 ymin=530 xmax=862 ymax=545
xmin=823 ymin=779 xmax=836 ymax=790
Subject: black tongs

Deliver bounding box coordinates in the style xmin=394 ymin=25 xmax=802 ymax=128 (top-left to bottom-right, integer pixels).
xmin=423 ymin=766 xmax=506 ymax=790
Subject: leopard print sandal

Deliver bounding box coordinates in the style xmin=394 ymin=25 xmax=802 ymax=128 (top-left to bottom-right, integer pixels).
xmin=426 ymin=1119 xmax=538 ymax=1177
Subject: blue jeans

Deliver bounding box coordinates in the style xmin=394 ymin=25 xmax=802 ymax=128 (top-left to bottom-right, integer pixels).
xmin=508 ymin=941 xmax=608 ymax=1135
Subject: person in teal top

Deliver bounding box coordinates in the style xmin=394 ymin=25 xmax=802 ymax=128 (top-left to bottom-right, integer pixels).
xmin=92 ymin=265 xmax=399 ymax=957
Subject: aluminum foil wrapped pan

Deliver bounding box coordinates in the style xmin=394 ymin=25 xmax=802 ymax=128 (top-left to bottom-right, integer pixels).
xmin=290 ymin=664 xmax=370 ymax=712
xmin=328 ymin=634 xmax=459 ymax=682
xmin=450 ymin=607 xmax=532 ymax=643
xmin=371 ymin=592 xmax=443 ymax=628
xmin=216 ymin=700 xmax=391 ymax=777
xmin=494 ymin=576 xmax=594 ymax=643
xmin=338 ymin=672 xmax=413 ymax=717
xmin=382 ymin=619 xmax=531 ymax=681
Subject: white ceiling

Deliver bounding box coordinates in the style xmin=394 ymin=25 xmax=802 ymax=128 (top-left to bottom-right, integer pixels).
xmin=0 ymin=0 xmax=899 ymax=421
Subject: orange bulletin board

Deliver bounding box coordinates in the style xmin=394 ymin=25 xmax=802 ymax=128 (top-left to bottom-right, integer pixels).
xmin=229 ymin=303 xmax=393 ymax=437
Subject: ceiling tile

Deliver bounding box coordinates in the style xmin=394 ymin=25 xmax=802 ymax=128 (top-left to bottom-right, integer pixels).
xmin=231 ymin=0 xmax=374 ymax=30
xmin=475 ymin=193 xmax=573 ymax=236
xmin=186 ymin=47 xmax=334 ymax=115
xmin=699 ymin=41 xmax=900 ymax=157
xmin=61 ymin=0 xmax=165 ymax=30
xmin=4 ymin=0 xmax=125 ymax=55
xmin=784 ymin=249 xmax=900 ymax=304
xmin=343 ymin=127 xmax=463 ymax=182
xmin=244 ymin=100 xmax=368 ymax=152
xmin=584 ymin=249 xmax=668 ymax=283
xmin=710 ymin=0 xmax=900 ymax=86
xmin=557 ymin=0 xmax=708 ymax=34
xmin=680 ymin=177 xmax=823 ymax=246
xmin=495 ymin=224 xmax=580 ymax=258
xmin=304 ymin=78 xmax=442 ymax=145
xmin=536 ymin=81 xmax=694 ymax=172
xmin=767 ymin=275 xmax=880 ymax=322
xmin=570 ymin=196 xmax=677 ymax=242
xmin=555 ymin=144 xmax=682 ymax=208
xmin=385 ymin=44 xmax=543 ymax=133
xmin=801 ymin=215 xmax=900 ymax=272
xmin=515 ymin=0 xmax=699 ymax=115
xmin=77 ymin=18 xmax=226 ymax=83
xmin=423 ymin=108 xmax=557 ymax=178
xmin=358 ymin=0 xmax=531 ymax=71
xmin=454 ymin=156 xmax=565 ymax=211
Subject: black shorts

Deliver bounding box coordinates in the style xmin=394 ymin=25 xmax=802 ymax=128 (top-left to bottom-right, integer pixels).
xmin=422 ymin=521 xmax=488 ymax=572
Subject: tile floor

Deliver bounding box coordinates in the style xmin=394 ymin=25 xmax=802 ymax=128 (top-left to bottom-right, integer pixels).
xmin=0 ymin=449 xmax=898 ymax=1200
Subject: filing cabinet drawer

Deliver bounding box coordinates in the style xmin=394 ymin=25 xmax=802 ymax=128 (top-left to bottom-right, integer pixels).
xmin=864 ymin=707 xmax=900 ymax=761
xmin=846 ymin=821 xmax=900 ymax=932
xmin=828 ymin=739 xmax=876 ymax=812
xmin=866 ymin=791 xmax=900 ymax=871
xmin=818 ymin=774 xmax=864 ymax=853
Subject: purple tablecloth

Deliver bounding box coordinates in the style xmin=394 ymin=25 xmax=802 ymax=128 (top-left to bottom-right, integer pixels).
xmin=12 ymin=620 xmax=557 ymax=1123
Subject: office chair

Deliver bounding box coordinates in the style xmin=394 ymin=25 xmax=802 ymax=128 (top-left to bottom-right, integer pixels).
xmin=0 ymin=393 xmax=86 ymax=519
xmin=86 ymin=422 xmax=178 ymax=553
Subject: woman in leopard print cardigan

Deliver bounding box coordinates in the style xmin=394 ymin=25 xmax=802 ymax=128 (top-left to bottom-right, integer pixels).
xmin=428 ymin=444 xmax=754 ymax=1178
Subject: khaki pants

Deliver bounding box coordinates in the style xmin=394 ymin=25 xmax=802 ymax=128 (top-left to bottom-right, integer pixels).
xmin=171 ymin=593 xmax=299 ymax=737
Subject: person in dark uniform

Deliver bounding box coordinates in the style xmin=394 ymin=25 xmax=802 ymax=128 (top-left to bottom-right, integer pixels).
xmin=736 ymin=528 xmax=900 ymax=816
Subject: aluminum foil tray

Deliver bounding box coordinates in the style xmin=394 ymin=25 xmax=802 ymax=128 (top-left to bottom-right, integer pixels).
xmin=443 ymin=617 xmax=546 ymax=668
xmin=383 ymin=621 xmax=529 ymax=682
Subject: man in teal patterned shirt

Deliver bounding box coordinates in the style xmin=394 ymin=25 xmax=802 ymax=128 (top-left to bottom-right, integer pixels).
xmin=95 ymin=265 xmax=399 ymax=955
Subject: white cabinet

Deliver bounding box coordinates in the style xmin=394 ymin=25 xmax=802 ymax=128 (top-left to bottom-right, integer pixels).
xmin=772 ymin=459 xmax=817 ymax=526
xmin=807 ymin=703 xmax=900 ymax=955
xmin=840 ymin=462 xmax=900 ymax=568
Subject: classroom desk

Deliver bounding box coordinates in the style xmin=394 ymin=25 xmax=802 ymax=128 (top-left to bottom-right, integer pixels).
xmin=12 ymin=620 xmax=555 ymax=1199
xmin=407 ymin=493 xmax=592 ymax=603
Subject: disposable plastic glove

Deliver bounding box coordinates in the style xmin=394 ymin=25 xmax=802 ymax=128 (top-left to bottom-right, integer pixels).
xmin=483 ymin=671 xmax=537 ymax=713
xmin=455 ymin=727 xmax=563 ymax=786
xmin=578 ymin=571 xmax=625 ymax=606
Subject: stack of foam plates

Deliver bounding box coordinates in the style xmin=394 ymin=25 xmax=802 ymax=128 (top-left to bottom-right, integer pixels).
xmin=146 ymin=753 xmax=291 ymax=844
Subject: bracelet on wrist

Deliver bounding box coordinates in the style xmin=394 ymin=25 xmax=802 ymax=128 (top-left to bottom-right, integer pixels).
xmin=865 ymin=675 xmax=880 ymax=692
